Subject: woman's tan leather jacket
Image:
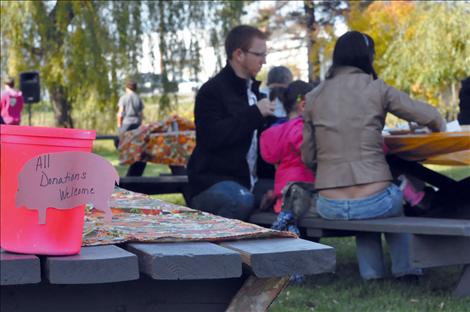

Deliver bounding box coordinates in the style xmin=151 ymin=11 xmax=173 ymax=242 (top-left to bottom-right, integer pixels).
xmin=301 ymin=66 xmax=446 ymax=190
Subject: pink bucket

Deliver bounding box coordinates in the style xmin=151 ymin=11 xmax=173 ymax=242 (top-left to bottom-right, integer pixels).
xmin=0 ymin=125 xmax=96 ymax=255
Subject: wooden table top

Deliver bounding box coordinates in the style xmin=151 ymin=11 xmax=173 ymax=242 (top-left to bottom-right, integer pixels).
xmin=1 ymin=238 xmax=335 ymax=286
xmin=385 ymin=131 xmax=470 ymax=165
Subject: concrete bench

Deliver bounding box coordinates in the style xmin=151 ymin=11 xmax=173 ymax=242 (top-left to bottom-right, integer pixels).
xmin=249 ymin=212 xmax=470 ymax=297
xmin=1 ymin=237 xmax=335 ymax=311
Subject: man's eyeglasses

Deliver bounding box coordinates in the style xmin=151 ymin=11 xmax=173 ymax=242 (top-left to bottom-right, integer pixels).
xmin=245 ymin=50 xmax=268 ymax=58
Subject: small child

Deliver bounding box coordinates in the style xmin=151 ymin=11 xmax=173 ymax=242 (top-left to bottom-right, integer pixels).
xmin=260 ymin=80 xmax=317 ymax=220
xmin=260 ymin=80 xmax=317 ymax=283
xmin=260 ymin=80 xmax=317 ymax=215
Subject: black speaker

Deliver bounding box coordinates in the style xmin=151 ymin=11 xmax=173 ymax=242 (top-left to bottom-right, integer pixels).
xmin=20 ymin=72 xmax=40 ymax=104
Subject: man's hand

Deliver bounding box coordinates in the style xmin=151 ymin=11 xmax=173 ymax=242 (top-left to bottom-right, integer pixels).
xmin=256 ymin=98 xmax=276 ymax=117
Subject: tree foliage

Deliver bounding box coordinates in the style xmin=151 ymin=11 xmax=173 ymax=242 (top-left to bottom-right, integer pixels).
xmin=253 ymin=0 xmax=347 ymax=82
xmin=0 ymin=0 xmax=248 ymax=131
xmin=348 ymin=1 xmax=470 ymax=120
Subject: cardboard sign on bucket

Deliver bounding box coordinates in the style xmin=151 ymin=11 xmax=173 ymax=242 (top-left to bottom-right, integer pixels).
xmin=0 ymin=125 xmax=117 ymax=256
xmin=16 ymin=151 xmax=119 ymax=224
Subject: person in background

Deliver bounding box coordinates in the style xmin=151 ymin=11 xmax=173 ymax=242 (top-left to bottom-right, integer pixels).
xmin=1 ymin=77 xmax=24 ymax=125
xmin=116 ymin=79 xmax=146 ymax=176
xmin=260 ymin=80 xmax=317 ymax=215
xmin=457 ymin=76 xmax=470 ymax=125
xmin=301 ymin=31 xmax=446 ymax=280
xmin=261 ymin=66 xmax=293 ymax=124
xmin=187 ymin=25 xmax=276 ymax=221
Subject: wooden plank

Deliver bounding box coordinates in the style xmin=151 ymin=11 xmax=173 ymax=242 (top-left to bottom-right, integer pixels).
xmin=126 ymin=242 xmax=242 ymax=280
xmin=1 ymin=276 xmax=245 ymax=312
xmin=411 ymin=235 xmax=470 ymax=268
xmin=220 ymin=238 xmax=335 ymax=278
xmin=95 ymin=134 xmax=118 ymax=140
xmin=45 ymin=245 xmax=139 ymax=284
xmin=226 ymin=276 xmax=289 ymax=312
xmin=454 ymin=264 xmax=470 ymax=298
xmin=250 ymin=212 xmax=470 ymax=237
xmin=306 ymin=228 xmax=355 ymax=238
xmin=249 ymin=212 xmax=354 ymax=239
xmin=300 ymin=217 xmax=470 ymax=236
xmin=249 ymin=212 xmax=277 ymax=226
xmin=119 ymin=175 xmax=188 ymax=195
xmin=0 ymin=250 xmax=40 ymax=285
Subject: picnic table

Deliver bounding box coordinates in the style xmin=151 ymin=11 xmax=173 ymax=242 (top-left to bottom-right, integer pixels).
xmin=96 ymin=116 xmax=195 ymax=200
xmin=1 ymin=188 xmax=336 ymax=312
xmin=251 ymin=129 xmax=470 ymax=297
xmin=384 ymin=129 xmax=470 ymax=215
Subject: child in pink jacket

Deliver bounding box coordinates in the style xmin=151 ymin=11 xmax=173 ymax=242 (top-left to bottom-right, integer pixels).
xmin=260 ymin=80 xmax=316 ymax=213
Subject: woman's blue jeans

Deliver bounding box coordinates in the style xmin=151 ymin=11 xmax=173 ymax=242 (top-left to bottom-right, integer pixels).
xmin=317 ymin=183 xmax=422 ymax=280
xmin=190 ymin=181 xmax=255 ymax=221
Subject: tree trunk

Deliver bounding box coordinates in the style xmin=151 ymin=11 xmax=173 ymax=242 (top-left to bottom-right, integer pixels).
xmin=49 ymin=85 xmax=74 ymax=128
xmin=304 ymin=0 xmax=319 ymax=83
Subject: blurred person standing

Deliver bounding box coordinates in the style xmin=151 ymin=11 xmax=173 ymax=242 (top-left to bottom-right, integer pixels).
xmin=116 ymin=79 xmax=146 ymax=176
xmin=1 ymin=77 xmax=24 ymax=125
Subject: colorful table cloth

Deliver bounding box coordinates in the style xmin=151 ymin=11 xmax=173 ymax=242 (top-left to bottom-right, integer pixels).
xmin=118 ymin=115 xmax=195 ymax=166
xmin=384 ymin=131 xmax=470 ymax=166
xmin=82 ymin=188 xmax=295 ymax=246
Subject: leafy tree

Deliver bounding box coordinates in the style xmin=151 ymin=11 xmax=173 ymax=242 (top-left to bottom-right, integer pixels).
xmin=0 ymin=1 xmax=248 ymax=131
xmin=1 ymin=1 xmax=142 ymax=130
xmin=254 ymin=0 xmax=347 ymax=83
xmin=348 ymin=1 xmax=470 ymax=120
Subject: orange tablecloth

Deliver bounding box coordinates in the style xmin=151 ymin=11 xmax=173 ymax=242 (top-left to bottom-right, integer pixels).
xmin=384 ymin=131 xmax=470 ymax=166
xmin=118 ymin=116 xmax=195 ymax=166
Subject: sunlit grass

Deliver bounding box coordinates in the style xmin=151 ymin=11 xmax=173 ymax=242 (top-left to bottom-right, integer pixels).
xmin=425 ymin=164 xmax=470 ymax=181
xmin=271 ymin=236 xmax=470 ymax=312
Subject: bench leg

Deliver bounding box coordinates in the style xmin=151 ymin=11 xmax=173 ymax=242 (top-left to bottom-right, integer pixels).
xmin=226 ymin=275 xmax=289 ymax=312
xmin=454 ymin=264 xmax=470 ymax=298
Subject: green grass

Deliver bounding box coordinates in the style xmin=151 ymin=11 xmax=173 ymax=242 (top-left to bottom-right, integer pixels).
xmin=271 ymin=237 xmax=470 ymax=311
xmin=92 ymin=140 xmax=470 ymax=311
xmin=425 ymin=165 xmax=470 ymax=181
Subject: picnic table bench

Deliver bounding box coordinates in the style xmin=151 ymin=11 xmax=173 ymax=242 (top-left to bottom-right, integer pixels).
xmin=1 ymin=237 xmax=335 ymax=311
xmin=247 ymin=131 xmax=470 ymax=296
xmin=249 ymin=212 xmax=470 ymax=297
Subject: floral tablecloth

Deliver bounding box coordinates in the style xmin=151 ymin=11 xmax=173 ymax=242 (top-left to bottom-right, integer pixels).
xmin=118 ymin=115 xmax=195 ymax=166
xmin=82 ymin=187 xmax=295 ymax=246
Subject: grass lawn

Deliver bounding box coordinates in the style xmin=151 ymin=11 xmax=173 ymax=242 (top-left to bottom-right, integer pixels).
xmin=93 ymin=140 xmax=470 ymax=311
xmin=271 ymin=237 xmax=469 ymax=311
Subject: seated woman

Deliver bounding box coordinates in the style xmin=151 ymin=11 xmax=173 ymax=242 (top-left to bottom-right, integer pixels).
xmin=301 ymin=31 xmax=446 ymax=280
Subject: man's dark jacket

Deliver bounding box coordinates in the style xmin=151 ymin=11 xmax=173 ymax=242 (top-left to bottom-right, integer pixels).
xmin=187 ymin=64 xmax=275 ymax=198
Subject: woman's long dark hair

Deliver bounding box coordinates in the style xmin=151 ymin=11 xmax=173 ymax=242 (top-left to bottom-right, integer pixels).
xmin=326 ymin=31 xmax=377 ymax=80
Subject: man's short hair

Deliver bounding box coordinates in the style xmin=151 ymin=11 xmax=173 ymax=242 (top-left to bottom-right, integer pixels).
xmin=5 ymin=77 xmax=15 ymax=88
xmin=225 ymin=25 xmax=267 ymax=60
xmin=125 ymin=79 xmax=137 ymax=91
